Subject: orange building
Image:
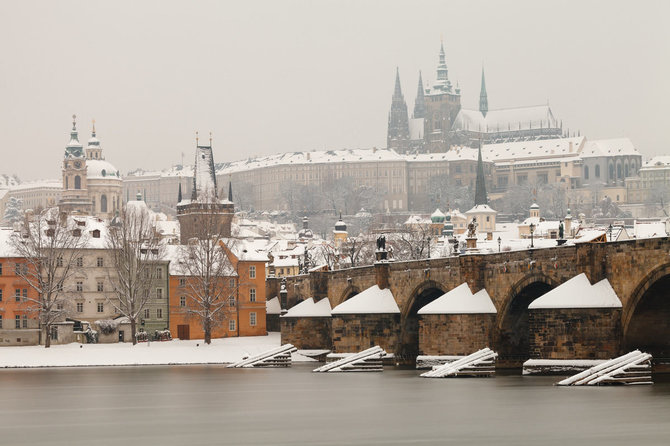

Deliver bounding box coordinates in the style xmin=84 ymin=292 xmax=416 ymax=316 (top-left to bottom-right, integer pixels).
xmin=0 ymin=236 xmax=41 ymax=345
xmin=167 ymin=240 xmax=267 ymax=340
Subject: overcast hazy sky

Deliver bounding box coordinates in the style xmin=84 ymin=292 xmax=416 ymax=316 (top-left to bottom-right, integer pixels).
xmin=2 ymin=0 xmax=669 ymax=180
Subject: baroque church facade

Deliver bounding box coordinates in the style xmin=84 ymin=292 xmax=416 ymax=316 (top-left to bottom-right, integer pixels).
xmin=388 ymin=42 xmax=563 ymax=153
xmin=58 ymin=115 xmax=123 ymax=219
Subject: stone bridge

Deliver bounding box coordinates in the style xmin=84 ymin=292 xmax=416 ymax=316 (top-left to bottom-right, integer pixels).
xmin=271 ymin=237 xmax=670 ymax=366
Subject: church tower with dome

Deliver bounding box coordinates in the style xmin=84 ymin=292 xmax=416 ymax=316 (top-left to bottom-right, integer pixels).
xmin=58 ymin=115 xmax=122 ymax=219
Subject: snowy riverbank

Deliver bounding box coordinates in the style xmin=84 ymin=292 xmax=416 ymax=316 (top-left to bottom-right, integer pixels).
xmin=0 ymin=332 xmax=313 ymax=368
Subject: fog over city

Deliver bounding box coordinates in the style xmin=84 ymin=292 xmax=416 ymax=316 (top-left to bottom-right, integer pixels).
xmin=1 ymin=0 xmax=669 ymax=180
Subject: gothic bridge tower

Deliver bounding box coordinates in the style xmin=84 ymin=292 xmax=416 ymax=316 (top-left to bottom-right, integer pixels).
xmin=177 ymin=133 xmax=234 ymax=243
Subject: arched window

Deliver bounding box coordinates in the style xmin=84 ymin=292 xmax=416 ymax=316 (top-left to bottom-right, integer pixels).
xmin=595 ymin=165 xmax=601 ymax=178
xmin=625 ymin=163 xmax=629 ymax=177
xmin=101 ymin=195 xmax=107 ymax=213
xmin=584 ymin=165 xmax=589 ymax=180
xmin=74 ymin=176 xmax=81 ymax=189
xmin=617 ymin=164 xmax=622 ymax=179
xmin=609 ymin=164 xmax=615 ymax=180
xmin=65 ymin=176 xmax=69 ymax=189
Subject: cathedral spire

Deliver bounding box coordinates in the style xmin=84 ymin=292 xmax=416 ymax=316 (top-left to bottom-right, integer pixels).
xmin=228 ymin=180 xmax=233 ymax=202
xmin=479 ymin=67 xmax=488 ymax=117
xmin=393 ymin=66 xmax=403 ymax=98
xmin=413 ymin=71 xmax=426 ymax=119
xmin=474 ymin=144 xmax=488 ymax=206
xmin=387 ymin=68 xmax=410 ymax=152
xmin=434 ymin=40 xmax=451 ymax=93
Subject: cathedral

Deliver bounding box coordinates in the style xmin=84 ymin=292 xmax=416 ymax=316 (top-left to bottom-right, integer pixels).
xmin=388 ymin=42 xmax=563 ymax=153
xmin=58 ymin=115 xmax=123 ymax=219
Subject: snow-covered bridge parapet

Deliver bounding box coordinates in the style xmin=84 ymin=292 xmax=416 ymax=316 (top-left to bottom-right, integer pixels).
xmin=276 ymin=237 xmax=670 ymax=366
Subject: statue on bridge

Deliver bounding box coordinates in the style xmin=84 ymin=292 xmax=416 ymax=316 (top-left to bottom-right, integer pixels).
xmin=376 ymin=235 xmax=386 ymax=251
xmin=467 ymin=217 xmax=478 ymax=239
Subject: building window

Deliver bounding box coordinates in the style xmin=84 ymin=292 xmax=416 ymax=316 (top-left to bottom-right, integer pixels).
xmin=15 ymin=263 xmax=20 ymax=274
xmin=143 ymin=308 xmax=149 ymax=319
xmin=143 ymin=289 xmax=149 ymax=298
xmin=74 ymin=175 xmax=81 ymax=190
xmin=101 ymin=195 xmax=108 ymax=213
xmin=15 ymin=289 xmax=20 ymax=302
xmin=0 ymin=289 xmax=3 ymax=301
xmin=156 ymin=288 xmax=163 ymax=299
xmin=249 ymin=288 xmax=256 ymax=302
xmin=595 ymin=165 xmax=601 ymax=178
xmin=0 ymin=316 xmax=2 ymax=329
xmin=229 ymin=296 xmax=235 ymax=307
xmin=76 ymin=302 xmax=83 ymax=313
xmin=15 ymin=315 xmax=20 ymax=329
xmin=76 ymin=257 xmax=83 ymax=267
xmin=179 ymin=278 xmax=186 ymax=287
xmin=97 ymin=257 xmax=104 ymax=267
xmin=229 ymin=279 xmax=235 ymax=288
xmin=250 ymin=312 xmax=257 ymax=327
xmin=97 ymin=302 xmax=104 ymax=313
xmin=229 ymin=319 xmax=236 ymax=331
xmin=22 ymin=315 xmax=27 ymax=328
xmin=76 ymin=281 xmax=83 ymax=292
xmin=22 ymin=288 xmax=27 ymax=301
xmin=584 ymin=165 xmax=589 ymax=180
xmin=57 ymin=257 xmax=63 ymax=267
xmin=156 ymin=267 xmax=163 ymax=279
xmin=180 ymin=296 xmax=186 ymax=307
xmin=0 ymin=263 xmax=2 ymax=275
xmin=157 ymin=309 xmax=162 ymax=319
xmin=97 ymin=281 xmax=104 ymax=292
xmin=249 ymin=266 xmax=256 ymax=279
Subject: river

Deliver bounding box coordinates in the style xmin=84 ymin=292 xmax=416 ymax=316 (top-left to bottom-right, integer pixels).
xmin=0 ymin=364 xmax=669 ymax=445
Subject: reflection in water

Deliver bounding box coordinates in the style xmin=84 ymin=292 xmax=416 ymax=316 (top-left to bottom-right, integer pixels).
xmin=0 ymin=364 xmax=669 ymax=445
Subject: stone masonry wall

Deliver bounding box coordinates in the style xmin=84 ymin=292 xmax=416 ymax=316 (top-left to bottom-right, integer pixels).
xmin=331 ymin=314 xmax=400 ymax=353
xmin=528 ymin=308 xmax=622 ymax=359
xmin=280 ymin=317 xmax=332 ymax=350
xmin=419 ymin=314 xmax=496 ymax=356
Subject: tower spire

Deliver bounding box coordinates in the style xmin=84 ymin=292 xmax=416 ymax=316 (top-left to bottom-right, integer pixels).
xmin=228 ymin=181 xmax=233 ymax=202
xmin=474 ymin=143 xmax=488 ymax=206
xmin=479 ymin=67 xmax=488 ymax=117
xmin=91 ymin=118 xmax=96 ymax=137
xmin=413 ymin=71 xmax=426 ymax=119
xmin=387 ymin=68 xmax=410 ymax=152
xmin=177 ymin=183 xmax=182 ymax=203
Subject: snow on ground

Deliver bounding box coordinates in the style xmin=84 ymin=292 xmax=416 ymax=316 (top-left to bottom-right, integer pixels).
xmin=0 ymin=332 xmax=313 ymax=369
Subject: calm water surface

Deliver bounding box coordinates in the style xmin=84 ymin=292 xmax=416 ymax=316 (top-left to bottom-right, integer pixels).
xmin=0 ymin=364 xmax=669 ymax=446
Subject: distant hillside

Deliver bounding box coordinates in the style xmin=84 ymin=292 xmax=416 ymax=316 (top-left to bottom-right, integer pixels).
xmin=0 ymin=174 xmax=21 ymax=188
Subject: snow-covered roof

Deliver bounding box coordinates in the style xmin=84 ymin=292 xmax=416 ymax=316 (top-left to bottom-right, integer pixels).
xmin=633 ymin=221 xmax=667 ymax=239
xmin=221 ymin=238 xmax=271 ymax=262
xmin=266 ymin=296 xmax=282 ymax=315
xmin=482 ymin=136 xmax=584 ymax=163
xmin=579 ymin=138 xmax=639 ymax=158
xmin=86 ymin=159 xmax=121 ymax=180
xmin=573 ymin=229 xmax=607 ymax=243
xmin=452 ymin=105 xmax=560 ymax=134
xmin=281 ymin=297 xmax=332 ymax=318
xmin=465 ymin=204 xmax=497 ymax=214
xmin=640 ymin=156 xmax=670 ymax=170
xmin=331 ymin=285 xmax=400 ymax=314
xmin=8 ymin=180 xmax=61 ymax=191
xmin=408 ymin=147 xmax=479 ymax=163
xmin=163 ymin=244 xmax=237 ymax=276
xmin=273 ymin=257 xmax=299 ymax=268
xmin=417 ymin=283 xmax=497 ymax=314
xmin=528 ymin=274 xmax=622 ymax=309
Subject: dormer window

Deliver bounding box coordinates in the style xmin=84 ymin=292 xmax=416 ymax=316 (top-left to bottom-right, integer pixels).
xmin=73 ymin=229 xmax=81 ymax=237
xmin=92 ymin=229 xmax=101 ymax=239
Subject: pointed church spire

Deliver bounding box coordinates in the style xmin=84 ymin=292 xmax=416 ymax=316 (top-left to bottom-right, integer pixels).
xmin=479 ymin=67 xmax=488 ymax=117
xmin=91 ymin=118 xmax=96 ymax=138
xmin=228 ymin=181 xmax=233 ymax=202
xmin=393 ymin=67 xmax=403 ymax=98
xmin=387 ymin=68 xmax=410 ymax=152
xmin=434 ymin=40 xmax=451 ymax=93
xmin=474 ymin=144 xmax=488 ymax=206
xmin=413 ymin=71 xmax=426 ymax=119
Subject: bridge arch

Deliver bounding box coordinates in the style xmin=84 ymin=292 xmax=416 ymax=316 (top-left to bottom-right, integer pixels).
xmin=397 ymin=280 xmax=447 ymax=362
xmin=624 ymin=262 xmax=670 ymax=359
xmin=338 ymin=285 xmax=361 ymax=305
xmin=496 ymin=273 xmax=558 ymax=366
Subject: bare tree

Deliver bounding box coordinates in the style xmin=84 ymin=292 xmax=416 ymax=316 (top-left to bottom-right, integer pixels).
xmin=10 ymin=208 xmax=87 ymax=348
xmin=105 ymin=203 xmax=164 ymax=345
xmin=341 ymin=234 xmax=376 ymax=267
xmin=389 ymin=226 xmax=433 ymax=261
xmin=178 ymin=211 xmax=237 ymax=344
